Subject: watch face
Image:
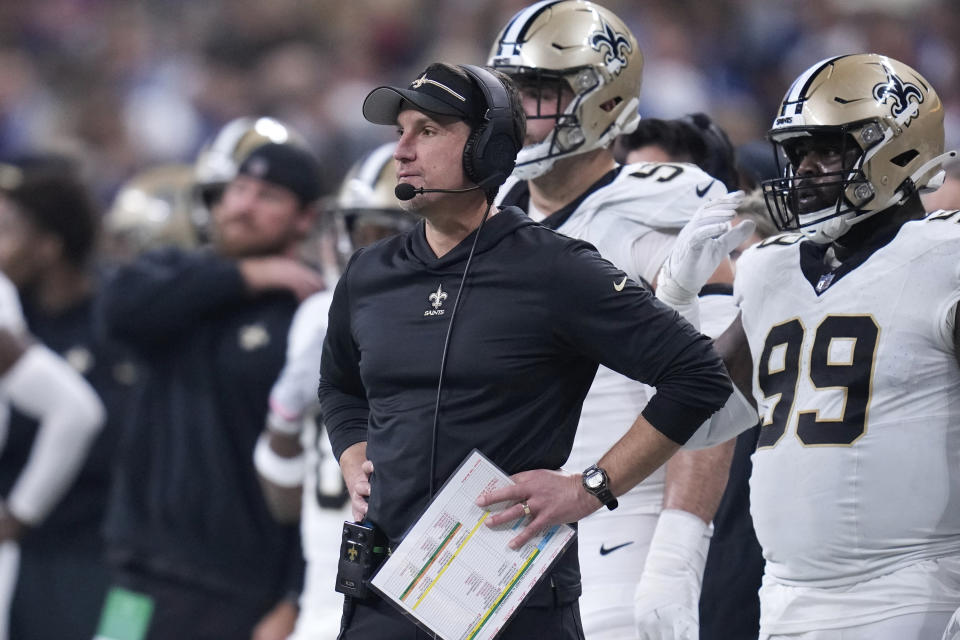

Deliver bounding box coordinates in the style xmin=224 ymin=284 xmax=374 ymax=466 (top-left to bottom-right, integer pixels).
xmin=584 ymin=471 xmax=603 ymax=489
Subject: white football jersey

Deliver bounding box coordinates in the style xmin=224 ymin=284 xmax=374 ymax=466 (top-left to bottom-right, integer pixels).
xmin=266 ymin=288 xmax=351 ymax=639
xmin=499 ymin=162 xmax=728 ymax=514
xmin=736 ymin=212 xmax=960 ymax=630
xmin=279 ymin=288 xmax=335 ymax=563
xmin=0 ymin=272 xmax=24 ymax=454
xmin=0 ymin=272 xmax=24 ymax=335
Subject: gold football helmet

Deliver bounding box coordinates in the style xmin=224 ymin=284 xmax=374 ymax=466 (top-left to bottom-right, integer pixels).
xmin=331 ymin=142 xmax=415 ymax=266
xmin=194 ymin=116 xmax=308 ymax=210
xmin=763 ymin=53 xmax=956 ymax=243
xmin=104 ymin=164 xmax=202 ymax=261
xmin=488 ymin=0 xmax=642 ymax=179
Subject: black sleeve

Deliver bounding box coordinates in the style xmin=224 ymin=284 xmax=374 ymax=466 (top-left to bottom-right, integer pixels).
xmin=318 ymin=254 xmax=369 ymax=461
xmin=550 ymin=242 xmax=733 ymax=444
xmin=278 ymin=526 xmax=306 ymax=605
xmin=99 ymin=248 xmax=247 ymax=347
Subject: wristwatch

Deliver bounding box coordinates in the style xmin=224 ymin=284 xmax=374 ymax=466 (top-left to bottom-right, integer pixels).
xmin=582 ymin=464 xmax=618 ymax=511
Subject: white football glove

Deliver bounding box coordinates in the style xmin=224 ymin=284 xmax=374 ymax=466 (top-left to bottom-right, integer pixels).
xmin=634 ymin=509 xmax=712 ymax=640
xmin=656 ymin=191 xmax=753 ymax=311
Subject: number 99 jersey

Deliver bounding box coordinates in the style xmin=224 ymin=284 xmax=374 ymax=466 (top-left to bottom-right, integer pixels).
xmin=734 ymin=212 xmax=960 ymax=618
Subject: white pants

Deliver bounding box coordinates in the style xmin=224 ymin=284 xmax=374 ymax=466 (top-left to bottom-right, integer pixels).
xmin=577 ymin=511 xmax=659 ymax=640
xmin=760 ymin=611 xmax=952 ymax=640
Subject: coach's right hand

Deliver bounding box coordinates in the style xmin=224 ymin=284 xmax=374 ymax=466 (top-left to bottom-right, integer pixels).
xmin=338 ymin=442 xmax=373 ymax=522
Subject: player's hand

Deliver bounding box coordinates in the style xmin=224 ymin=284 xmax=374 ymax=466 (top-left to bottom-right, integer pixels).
xmin=239 ymin=256 xmax=324 ymax=301
xmin=339 ymin=443 xmax=373 ymax=522
xmin=0 ymin=505 xmax=26 ymax=543
xmin=634 ymin=510 xmax=710 ymax=640
xmin=476 ymin=469 xmax=598 ymax=550
xmin=657 ymin=191 xmax=752 ymax=308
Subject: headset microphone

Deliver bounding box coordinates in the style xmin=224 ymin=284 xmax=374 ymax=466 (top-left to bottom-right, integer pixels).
xmin=394 ymin=183 xmax=482 ymax=201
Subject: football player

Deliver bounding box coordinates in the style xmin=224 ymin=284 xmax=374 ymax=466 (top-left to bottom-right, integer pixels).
xmin=488 ymin=2 xmax=756 ymax=638
xmin=102 ymin=164 xmax=203 ymax=263
xmin=658 ymin=53 xmax=960 ymax=639
xmin=254 ymin=142 xmax=413 ymax=640
xmin=193 ymin=115 xmax=310 ymax=243
xmin=0 ymin=252 xmax=104 ymax=638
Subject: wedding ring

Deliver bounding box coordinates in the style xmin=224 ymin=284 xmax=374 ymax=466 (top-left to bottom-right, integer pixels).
xmin=520 ymin=502 xmax=531 ymax=517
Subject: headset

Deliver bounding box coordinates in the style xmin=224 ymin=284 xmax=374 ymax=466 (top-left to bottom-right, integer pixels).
xmin=459 ymin=64 xmax=522 ymax=196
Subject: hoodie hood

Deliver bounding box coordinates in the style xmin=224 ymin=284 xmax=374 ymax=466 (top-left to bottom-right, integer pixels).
xmin=404 ymin=206 xmax=536 ymax=269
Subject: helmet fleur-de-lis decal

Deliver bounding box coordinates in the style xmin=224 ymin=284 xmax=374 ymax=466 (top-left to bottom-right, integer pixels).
xmin=429 ymin=285 xmax=448 ymax=309
xmin=872 ymin=69 xmax=924 ymax=125
xmin=590 ymin=19 xmax=631 ymax=76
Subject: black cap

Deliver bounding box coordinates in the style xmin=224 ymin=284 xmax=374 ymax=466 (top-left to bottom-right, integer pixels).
xmin=363 ymin=64 xmax=483 ymax=125
xmin=236 ymin=143 xmax=322 ymax=205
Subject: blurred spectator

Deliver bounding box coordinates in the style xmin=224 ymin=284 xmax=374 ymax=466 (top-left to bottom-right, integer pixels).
xmin=101 ymin=164 xmax=202 ymax=264
xmin=0 ymin=2 xmax=953 ymax=212
xmin=0 ymin=158 xmax=110 ymax=640
xmin=97 ymin=142 xmax=323 ymax=639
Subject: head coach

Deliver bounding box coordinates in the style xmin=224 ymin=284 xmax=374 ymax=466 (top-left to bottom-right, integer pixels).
xmin=319 ymin=62 xmax=733 ymax=640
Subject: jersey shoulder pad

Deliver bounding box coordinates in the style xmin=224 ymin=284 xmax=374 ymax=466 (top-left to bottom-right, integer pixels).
xmin=886 ymin=211 xmax=960 ymax=264
xmin=921 ymin=208 xmax=960 ymax=225
xmin=898 ymin=209 xmax=960 ymax=245
xmin=604 ymin=161 xmax=728 ymax=229
xmin=287 ymin=286 xmax=335 ymax=359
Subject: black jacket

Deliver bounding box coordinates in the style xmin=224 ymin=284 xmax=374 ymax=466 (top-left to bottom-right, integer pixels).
xmin=99 ymin=248 xmax=303 ymax=607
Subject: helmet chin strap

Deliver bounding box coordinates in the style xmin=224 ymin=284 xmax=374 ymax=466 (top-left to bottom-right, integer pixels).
xmin=511 ymin=97 xmax=642 ymax=181
xmin=512 ymin=144 xmax=559 ymax=180
xmin=912 ymin=150 xmax=958 ymax=192
xmin=804 ymin=212 xmax=854 ymax=245
xmin=804 ymin=150 xmax=959 ymax=245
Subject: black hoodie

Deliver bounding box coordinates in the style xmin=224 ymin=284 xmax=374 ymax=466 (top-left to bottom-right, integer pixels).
xmin=319 ymin=206 xmax=731 ymax=599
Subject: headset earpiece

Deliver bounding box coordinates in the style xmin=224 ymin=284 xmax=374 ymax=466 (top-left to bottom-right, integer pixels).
xmin=459 ymin=65 xmax=521 ymax=194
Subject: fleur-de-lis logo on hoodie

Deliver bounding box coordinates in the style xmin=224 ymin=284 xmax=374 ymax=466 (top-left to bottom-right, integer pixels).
xmin=429 ymin=285 xmax=448 ymax=309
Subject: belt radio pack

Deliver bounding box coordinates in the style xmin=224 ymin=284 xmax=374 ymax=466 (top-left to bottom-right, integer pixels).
xmin=335 ymin=521 xmax=387 ymax=600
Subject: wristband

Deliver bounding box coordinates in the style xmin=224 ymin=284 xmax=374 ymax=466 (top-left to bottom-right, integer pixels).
xmin=254 ymin=433 xmax=306 ymax=488
xmin=646 ymin=508 xmax=712 ymax=575
xmin=267 ymin=396 xmax=307 ymax=436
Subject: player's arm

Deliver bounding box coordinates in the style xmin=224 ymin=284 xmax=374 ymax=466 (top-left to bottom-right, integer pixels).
xmin=255 ymin=301 xmax=329 ymax=524
xmin=638 ymin=260 xmax=742 ymax=639
xmin=101 ymin=248 xmax=322 ymax=348
xmin=100 ymin=248 xmax=250 ymax=346
xmin=0 ymin=329 xmax=105 ymax=540
xmin=317 ymin=263 xmax=372 ymax=522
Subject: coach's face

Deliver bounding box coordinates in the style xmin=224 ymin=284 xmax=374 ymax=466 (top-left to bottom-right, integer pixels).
xmin=393 ymin=107 xmax=473 ymax=213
